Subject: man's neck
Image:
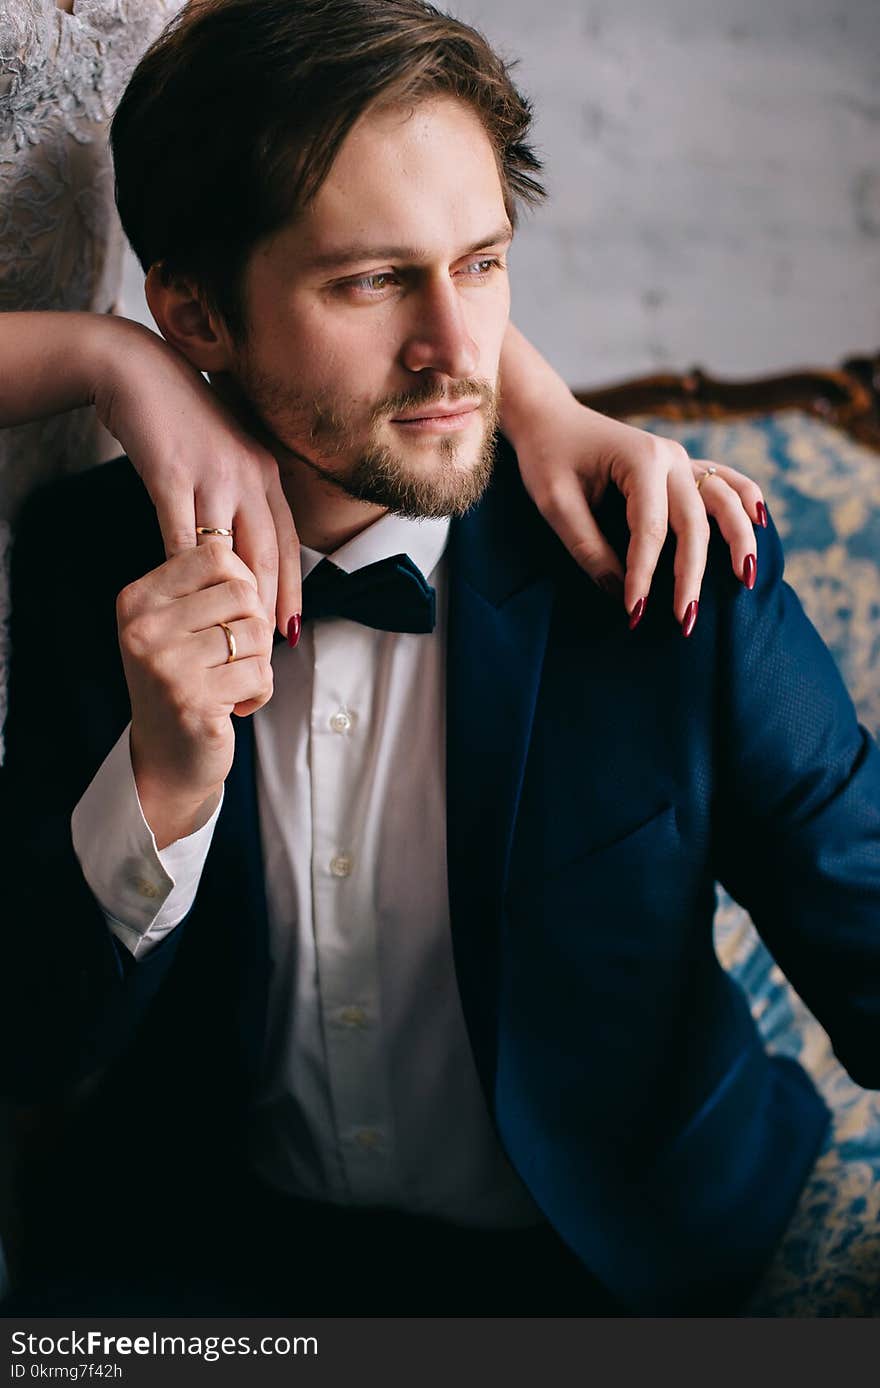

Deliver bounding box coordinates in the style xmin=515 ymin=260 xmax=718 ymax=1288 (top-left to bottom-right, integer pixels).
xmin=277 ymin=456 xmax=388 ymax=554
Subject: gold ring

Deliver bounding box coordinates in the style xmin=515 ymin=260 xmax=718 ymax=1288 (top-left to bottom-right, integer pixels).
xmin=219 ymin=622 xmax=237 ymax=664
xmin=695 ymin=467 xmax=719 ymax=493
xmin=196 ymin=526 xmax=234 ymax=537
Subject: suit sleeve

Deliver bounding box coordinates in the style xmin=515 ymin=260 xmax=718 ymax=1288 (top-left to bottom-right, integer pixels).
xmin=0 ymin=474 xmax=191 ymax=1100
xmin=712 ymin=515 xmax=880 ymax=1086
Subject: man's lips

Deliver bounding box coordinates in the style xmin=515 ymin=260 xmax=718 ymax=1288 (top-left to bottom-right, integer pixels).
xmin=389 ymin=401 xmax=482 ymax=431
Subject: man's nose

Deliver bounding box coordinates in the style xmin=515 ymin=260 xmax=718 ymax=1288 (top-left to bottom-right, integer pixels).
xmin=399 ymin=276 xmax=479 ymax=379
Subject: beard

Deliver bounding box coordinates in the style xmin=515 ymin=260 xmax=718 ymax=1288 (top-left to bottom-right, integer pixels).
xmin=235 ymin=363 xmax=500 ymax=520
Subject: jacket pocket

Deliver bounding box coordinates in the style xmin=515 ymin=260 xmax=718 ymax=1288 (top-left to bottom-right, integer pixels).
xmin=540 ymin=802 xmax=680 ymax=887
xmin=506 ymin=802 xmax=692 ymax=961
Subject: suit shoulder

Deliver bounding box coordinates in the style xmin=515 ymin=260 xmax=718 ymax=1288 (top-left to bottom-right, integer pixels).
xmin=13 ymin=457 xmax=164 ymax=594
xmin=479 ymin=435 xmax=587 ymax=571
xmin=16 ymin=456 xmax=152 ymax=532
xmin=486 ymin=438 xmax=785 ymax=635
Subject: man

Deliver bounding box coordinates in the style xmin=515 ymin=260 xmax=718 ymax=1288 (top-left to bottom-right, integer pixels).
xmin=2 ymin=0 xmax=879 ymax=1316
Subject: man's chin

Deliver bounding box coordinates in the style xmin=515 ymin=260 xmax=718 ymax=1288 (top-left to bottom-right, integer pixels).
xmin=339 ymin=428 xmax=497 ymax=519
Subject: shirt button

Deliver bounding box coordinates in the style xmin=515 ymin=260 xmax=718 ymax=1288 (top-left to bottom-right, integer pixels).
xmin=134 ymin=876 xmax=161 ymax=899
xmin=329 ymin=709 xmax=353 ymax=734
xmin=338 ymin=1005 xmax=368 ymax=1027
xmin=329 ymin=853 xmax=352 ymax=878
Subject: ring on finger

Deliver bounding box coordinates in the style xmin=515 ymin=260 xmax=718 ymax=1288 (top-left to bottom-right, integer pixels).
xmin=695 ymin=467 xmax=720 ymax=494
xmin=219 ymin=622 xmax=237 ymax=664
xmin=196 ymin=525 xmax=234 ymax=538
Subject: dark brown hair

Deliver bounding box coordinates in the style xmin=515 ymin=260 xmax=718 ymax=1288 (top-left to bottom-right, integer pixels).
xmin=111 ymin=0 xmax=545 ymax=340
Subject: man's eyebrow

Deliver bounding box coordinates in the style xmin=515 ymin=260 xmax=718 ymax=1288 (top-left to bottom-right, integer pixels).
xmin=305 ymin=224 xmax=514 ymax=273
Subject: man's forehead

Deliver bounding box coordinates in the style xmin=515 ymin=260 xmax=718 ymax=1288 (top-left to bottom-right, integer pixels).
xmin=260 ymin=96 xmax=510 ymax=272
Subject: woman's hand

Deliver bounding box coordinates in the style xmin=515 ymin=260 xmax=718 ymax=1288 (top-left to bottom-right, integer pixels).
xmin=91 ymin=318 xmax=301 ymax=637
xmin=499 ymin=324 xmax=765 ymax=634
xmin=515 ymin=399 xmax=766 ymax=633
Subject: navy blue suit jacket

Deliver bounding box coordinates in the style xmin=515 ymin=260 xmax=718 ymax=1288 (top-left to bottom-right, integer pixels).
xmin=3 ymin=439 xmax=880 ymax=1314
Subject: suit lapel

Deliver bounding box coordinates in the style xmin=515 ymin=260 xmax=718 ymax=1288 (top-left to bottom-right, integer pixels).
xmin=445 ymin=446 xmax=556 ymax=1101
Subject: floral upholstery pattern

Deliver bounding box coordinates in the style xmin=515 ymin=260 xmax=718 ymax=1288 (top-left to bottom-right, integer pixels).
xmin=629 ymin=410 xmax=880 ymax=1316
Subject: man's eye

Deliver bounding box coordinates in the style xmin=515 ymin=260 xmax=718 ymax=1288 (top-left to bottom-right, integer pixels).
xmin=347 ymin=272 xmax=398 ymax=294
xmin=459 ymin=257 xmax=503 ymax=277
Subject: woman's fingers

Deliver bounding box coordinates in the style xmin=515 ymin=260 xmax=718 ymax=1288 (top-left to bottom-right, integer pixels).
xmin=689 ymin=462 xmax=759 ymax=584
xmin=530 ymin=472 xmax=626 ymax=599
xmin=620 ymin=467 xmax=671 ymax=619
xmin=266 ymin=470 xmax=303 ymax=638
xmin=694 ymin=459 xmax=767 ymax=529
xmin=102 ymin=327 xmax=302 ymax=639
xmin=227 ymin=492 xmax=279 ymax=628
xmin=151 ymin=478 xmax=198 ymax=559
xmin=665 ymin=470 xmax=711 ymax=627
xmin=196 ymin=459 xmax=300 ymax=638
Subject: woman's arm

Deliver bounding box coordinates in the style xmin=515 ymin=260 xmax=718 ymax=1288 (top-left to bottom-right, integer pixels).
xmin=499 ymin=323 xmax=765 ymax=634
xmin=0 ymin=311 xmax=122 ymax=427
xmin=0 ymin=312 xmax=300 ymax=631
xmin=0 ymin=311 xmax=766 ymax=642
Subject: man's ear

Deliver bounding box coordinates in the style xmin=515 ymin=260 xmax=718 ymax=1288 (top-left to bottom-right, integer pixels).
xmin=145 ymin=263 xmax=236 ymax=371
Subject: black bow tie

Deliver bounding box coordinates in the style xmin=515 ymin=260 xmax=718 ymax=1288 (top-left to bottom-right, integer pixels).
xmin=299 ymin=552 xmax=437 ymax=633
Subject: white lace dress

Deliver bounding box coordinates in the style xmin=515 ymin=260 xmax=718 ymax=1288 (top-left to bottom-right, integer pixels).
xmin=0 ymin=0 xmax=179 ymax=754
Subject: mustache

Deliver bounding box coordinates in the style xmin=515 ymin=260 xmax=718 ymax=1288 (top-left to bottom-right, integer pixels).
xmin=370 ymin=378 xmax=496 ymax=425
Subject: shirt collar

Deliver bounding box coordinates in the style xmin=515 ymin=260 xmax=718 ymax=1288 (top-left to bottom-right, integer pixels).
xmin=299 ymin=511 xmax=450 ymax=584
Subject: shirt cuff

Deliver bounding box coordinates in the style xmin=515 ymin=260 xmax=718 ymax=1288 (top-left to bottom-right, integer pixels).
xmin=71 ymin=724 xmax=223 ymax=959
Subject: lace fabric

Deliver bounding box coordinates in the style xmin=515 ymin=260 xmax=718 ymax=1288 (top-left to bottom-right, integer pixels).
xmin=0 ymin=0 xmax=180 ymax=754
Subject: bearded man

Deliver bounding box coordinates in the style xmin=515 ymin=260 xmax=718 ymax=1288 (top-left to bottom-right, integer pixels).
xmin=2 ymin=0 xmax=879 ymax=1317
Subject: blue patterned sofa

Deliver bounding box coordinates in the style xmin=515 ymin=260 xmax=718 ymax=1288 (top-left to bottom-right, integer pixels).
xmin=587 ymin=364 xmax=880 ymax=1316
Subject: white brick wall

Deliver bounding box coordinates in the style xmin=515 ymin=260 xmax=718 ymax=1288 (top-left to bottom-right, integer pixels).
xmin=456 ymin=0 xmax=880 ymax=385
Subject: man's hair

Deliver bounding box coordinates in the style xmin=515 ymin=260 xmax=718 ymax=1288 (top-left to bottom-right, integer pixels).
xmin=111 ymin=0 xmax=545 ymax=341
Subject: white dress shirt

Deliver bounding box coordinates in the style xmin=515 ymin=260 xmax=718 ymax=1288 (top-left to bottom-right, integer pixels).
xmin=71 ymin=509 xmax=544 ymax=1229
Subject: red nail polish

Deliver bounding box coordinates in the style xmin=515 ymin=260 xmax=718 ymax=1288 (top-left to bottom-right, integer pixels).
xmin=681 ymin=600 xmax=699 ymax=638
xmin=628 ymin=596 xmax=647 ymax=630
xmin=742 ymin=553 xmax=757 ymax=590
xmin=287 ymin=613 xmax=302 ymax=648
xmin=756 ymin=502 xmax=768 ymax=529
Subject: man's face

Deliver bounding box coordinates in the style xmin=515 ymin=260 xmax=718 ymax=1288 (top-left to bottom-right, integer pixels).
xmin=230 ymin=96 xmax=512 ymax=518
